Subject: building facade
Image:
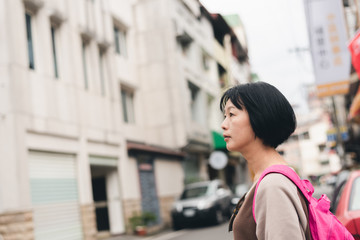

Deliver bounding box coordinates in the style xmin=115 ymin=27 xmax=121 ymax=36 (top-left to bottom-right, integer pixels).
xmin=0 ymin=0 xmax=142 ymax=238
xmin=204 ymin=11 xmax=251 ymax=188
xmin=0 ymin=0 xmax=250 ymax=239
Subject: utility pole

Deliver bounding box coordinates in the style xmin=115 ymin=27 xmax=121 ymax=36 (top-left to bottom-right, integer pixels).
xmin=330 ymin=96 xmax=346 ymax=166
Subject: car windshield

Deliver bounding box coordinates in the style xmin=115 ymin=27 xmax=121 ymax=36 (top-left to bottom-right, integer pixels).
xmin=180 ymin=185 xmax=209 ymax=199
xmin=349 ymin=176 xmax=360 ymax=211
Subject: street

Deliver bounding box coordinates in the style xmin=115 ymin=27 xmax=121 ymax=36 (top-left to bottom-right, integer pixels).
xmin=109 ymin=222 xmax=232 ymax=240
xmin=108 ymin=184 xmax=336 ymax=240
xmin=145 ymin=223 xmax=232 ymax=240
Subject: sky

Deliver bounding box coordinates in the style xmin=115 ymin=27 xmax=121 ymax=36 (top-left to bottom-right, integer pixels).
xmin=200 ymin=0 xmax=316 ymax=113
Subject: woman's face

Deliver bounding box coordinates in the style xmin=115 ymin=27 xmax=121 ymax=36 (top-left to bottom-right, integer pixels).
xmin=221 ymin=100 xmax=256 ymax=152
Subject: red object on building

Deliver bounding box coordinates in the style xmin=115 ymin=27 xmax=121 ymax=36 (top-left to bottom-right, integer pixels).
xmin=349 ymin=30 xmax=360 ymax=79
xmin=349 ymin=86 xmax=360 ymax=122
xmin=348 ymin=31 xmax=360 ymax=122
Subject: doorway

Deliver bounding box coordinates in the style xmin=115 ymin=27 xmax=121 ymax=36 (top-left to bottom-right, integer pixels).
xmin=90 ymin=157 xmax=125 ymax=235
xmin=92 ymin=176 xmax=110 ymax=231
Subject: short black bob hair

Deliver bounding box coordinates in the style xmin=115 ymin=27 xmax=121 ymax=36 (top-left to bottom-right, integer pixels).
xmin=220 ymin=82 xmax=296 ymax=148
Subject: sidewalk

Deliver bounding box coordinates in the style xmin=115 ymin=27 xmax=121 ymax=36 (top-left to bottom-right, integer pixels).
xmin=104 ymin=235 xmax=144 ymax=240
xmin=102 ymin=229 xmax=173 ymax=240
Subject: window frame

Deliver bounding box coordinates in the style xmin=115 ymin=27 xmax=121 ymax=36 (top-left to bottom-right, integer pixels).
xmin=349 ymin=176 xmax=360 ymax=211
xmin=98 ymin=47 xmax=107 ymax=96
xmin=81 ymin=40 xmax=89 ymax=90
xmin=188 ymin=81 xmax=200 ymax=123
xmin=113 ymin=25 xmax=127 ymax=57
xmin=50 ymin=24 xmax=59 ymax=78
xmin=25 ymin=12 xmax=35 ymax=70
xmin=121 ymin=87 xmax=135 ymax=123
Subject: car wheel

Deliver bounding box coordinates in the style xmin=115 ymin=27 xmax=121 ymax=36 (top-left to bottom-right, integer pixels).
xmin=172 ymin=220 xmax=182 ymax=231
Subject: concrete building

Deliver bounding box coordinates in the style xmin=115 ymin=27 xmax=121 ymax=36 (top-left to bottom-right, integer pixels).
xmin=279 ymin=86 xmax=342 ymax=178
xmin=133 ymin=0 xmax=219 ymax=190
xmin=126 ymin=0 xmax=249 ymax=234
xmin=0 ymin=0 xmax=145 ymax=238
xmin=204 ymin=11 xmax=251 ymax=188
xmin=223 ymin=14 xmax=252 ymax=85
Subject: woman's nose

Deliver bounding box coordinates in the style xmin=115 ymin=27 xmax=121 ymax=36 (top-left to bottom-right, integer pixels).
xmin=221 ymin=118 xmax=228 ymax=130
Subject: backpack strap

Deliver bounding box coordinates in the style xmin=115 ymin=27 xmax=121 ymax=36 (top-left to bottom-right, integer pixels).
xmin=252 ymin=165 xmax=314 ymax=223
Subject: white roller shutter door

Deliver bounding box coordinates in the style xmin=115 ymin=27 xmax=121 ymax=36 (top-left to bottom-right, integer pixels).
xmin=29 ymin=151 xmax=83 ymax=240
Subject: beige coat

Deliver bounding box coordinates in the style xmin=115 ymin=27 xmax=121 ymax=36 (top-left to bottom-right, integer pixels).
xmin=230 ymin=174 xmax=311 ymax=240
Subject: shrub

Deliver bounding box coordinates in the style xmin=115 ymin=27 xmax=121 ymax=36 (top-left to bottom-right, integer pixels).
xmin=129 ymin=211 xmax=157 ymax=231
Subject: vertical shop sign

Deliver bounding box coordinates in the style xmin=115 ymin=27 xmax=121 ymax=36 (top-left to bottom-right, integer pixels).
xmin=304 ymin=0 xmax=351 ymax=97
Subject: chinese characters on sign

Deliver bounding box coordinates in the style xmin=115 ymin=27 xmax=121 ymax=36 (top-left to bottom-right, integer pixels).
xmin=327 ymin=14 xmax=343 ymax=67
xmin=304 ymin=0 xmax=351 ymax=97
xmin=314 ymin=27 xmax=329 ymax=69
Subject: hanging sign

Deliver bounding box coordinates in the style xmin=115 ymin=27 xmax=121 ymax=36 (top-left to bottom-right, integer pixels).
xmin=304 ymin=0 xmax=351 ymax=97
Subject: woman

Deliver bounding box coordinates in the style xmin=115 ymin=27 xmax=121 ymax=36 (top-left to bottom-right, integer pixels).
xmin=221 ymin=82 xmax=311 ymax=240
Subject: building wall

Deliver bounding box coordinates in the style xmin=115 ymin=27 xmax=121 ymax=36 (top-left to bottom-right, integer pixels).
xmin=0 ymin=210 xmax=34 ymax=240
xmin=134 ymin=0 xmax=219 ymax=149
xmin=154 ymin=159 xmax=184 ymax=196
xmin=0 ymin=0 xmax=139 ymax=237
xmin=154 ymin=159 xmax=184 ymax=226
xmin=230 ymin=56 xmax=251 ymax=85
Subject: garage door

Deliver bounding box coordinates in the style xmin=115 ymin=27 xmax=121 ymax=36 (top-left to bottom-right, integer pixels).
xmin=29 ymin=151 xmax=83 ymax=240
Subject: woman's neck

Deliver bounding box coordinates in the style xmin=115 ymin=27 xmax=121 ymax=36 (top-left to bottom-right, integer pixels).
xmin=242 ymin=144 xmax=287 ymax=182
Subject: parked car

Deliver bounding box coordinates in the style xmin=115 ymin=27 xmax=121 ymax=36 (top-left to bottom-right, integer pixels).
xmin=171 ymin=179 xmax=232 ymax=230
xmin=332 ymin=169 xmax=360 ymax=239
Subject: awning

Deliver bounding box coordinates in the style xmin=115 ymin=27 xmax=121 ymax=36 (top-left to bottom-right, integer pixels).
xmin=349 ymin=84 xmax=360 ymax=123
xmin=211 ymin=131 xmax=227 ymax=150
xmin=181 ymin=139 xmax=211 ymax=153
xmin=127 ymin=141 xmax=185 ymax=159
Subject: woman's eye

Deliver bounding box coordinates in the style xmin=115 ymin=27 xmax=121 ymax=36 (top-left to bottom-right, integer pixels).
xmin=229 ymin=113 xmax=234 ymax=117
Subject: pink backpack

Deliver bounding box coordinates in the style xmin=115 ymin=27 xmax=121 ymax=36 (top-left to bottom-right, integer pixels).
xmin=252 ymin=165 xmax=354 ymax=240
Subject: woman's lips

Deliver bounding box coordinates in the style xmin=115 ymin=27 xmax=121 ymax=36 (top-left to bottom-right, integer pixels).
xmin=223 ymin=135 xmax=230 ymax=141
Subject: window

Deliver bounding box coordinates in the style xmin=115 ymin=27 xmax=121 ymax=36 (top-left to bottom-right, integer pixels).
xmin=289 ymin=134 xmax=299 ymax=142
xmin=121 ymin=87 xmax=135 ymax=123
xmin=82 ymin=41 xmax=89 ymax=89
xmin=217 ymin=64 xmax=226 ymax=88
xmin=320 ymin=160 xmax=329 ymax=166
xmin=98 ymin=48 xmax=106 ymax=96
xmin=176 ymin=31 xmax=192 ymax=56
xmin=349 ymin=177 xmax=360 ymax=211
xmin=188 ymin=81 xmax=200 ymax=123
xmin=318 ymin=144 xmax=326 ymax=152
xmin=114 ymin=26 xmax=127 ymax=57
xmin=331 ymin=181 xmax=346 ymax=213
xmin=302 ymin=131 xmax=310 ymax=140
xmin=51 ymin=25 xmax=59 ymax=78
xmin=202 ymin=51 xmax=210 ymax=70
xmin=207 ymin=94 xmax=214 ymax=127
xmin=25 ymin=13 xmax=35 ymax=69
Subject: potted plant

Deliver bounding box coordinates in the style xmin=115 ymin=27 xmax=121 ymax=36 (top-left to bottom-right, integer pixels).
xmin=129 ymin=211 xmax=157 ymax=236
